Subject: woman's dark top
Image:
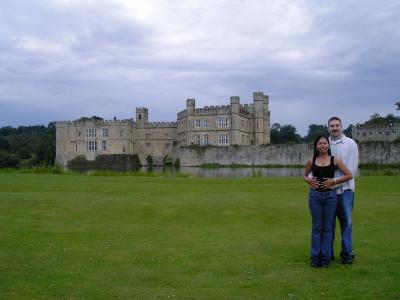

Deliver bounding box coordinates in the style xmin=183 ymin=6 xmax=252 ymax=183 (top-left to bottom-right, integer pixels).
xmin=311 ymin=156 xmax=336 ymax=192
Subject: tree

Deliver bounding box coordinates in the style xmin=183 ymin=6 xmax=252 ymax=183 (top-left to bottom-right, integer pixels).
xmin=367 ymin=113 xmax=385 ymax=124
xmin=270 ymin=123 xmax=301 ymax=144
xmin=270 ymin=123 xmax=282 ymax=144
xmin=343 ymin=124 xmax=353 ymax=138
xmin=303 ymin=124 xmax=328 ymax=143
xmin=0 ymin=149 xmax=18 ymax=167
xmin=0 ymin=136 xmax=9 ymax=151
xmin=0 ymin=123 xmax=56 ymax=168
xmin=385 ymin=114 xmax=400 ymax=124
xmin=280 ymin=124 xmax=301 ymax=144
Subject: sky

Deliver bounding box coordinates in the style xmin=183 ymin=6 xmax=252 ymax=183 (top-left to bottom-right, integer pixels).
xmin=0 ymin=0 xmax=399 ymax=135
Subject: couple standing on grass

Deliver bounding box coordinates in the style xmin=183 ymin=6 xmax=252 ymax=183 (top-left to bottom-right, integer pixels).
xmin=303 ymin=117 xmax=358 ymax=268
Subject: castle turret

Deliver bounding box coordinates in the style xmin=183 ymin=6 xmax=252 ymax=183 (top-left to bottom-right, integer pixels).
xmin=263 ymin=94 xmax=270 ymax=144
xmin=230 ymin=96 xmax=240 ymax=145
xmin=186 ymin=99 xmax=195 ymax=145
xmin=186 ymin=99 xmax=195 ymax=115
xmin=253 ymin=91 xmax=267 ymax=145
xmin=136 ymin=107 xmax=148 ymax=128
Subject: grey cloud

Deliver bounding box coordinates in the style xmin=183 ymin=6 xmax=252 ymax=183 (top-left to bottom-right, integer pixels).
xmin=0 ymin=1 xmax=399 ymax=136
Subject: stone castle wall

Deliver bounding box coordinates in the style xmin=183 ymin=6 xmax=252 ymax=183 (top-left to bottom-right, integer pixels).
xmin=352 ymin=123 xmax=400 ymax=142
xmin=173 ymin=144 xmax=312 ymax=166
xmin=174 ymin=142 xmax=400 ymax=166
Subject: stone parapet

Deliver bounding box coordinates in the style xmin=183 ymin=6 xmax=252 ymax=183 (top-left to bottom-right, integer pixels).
xmin=353 ymin=122 xmax=400 ymax=142
xmin=56 ymin=119 xmax=134 ymax=126
xmin=141 ymin=122 xmax=178 ymax=128
xmin=173 ymin=142 xmax=400 ymax=166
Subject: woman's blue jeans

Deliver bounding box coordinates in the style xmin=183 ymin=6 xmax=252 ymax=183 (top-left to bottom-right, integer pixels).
xmin=309 ymin=189 xmax=337 ymax=265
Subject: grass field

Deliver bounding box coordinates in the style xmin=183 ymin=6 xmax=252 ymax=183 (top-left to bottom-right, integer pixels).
xmin=0 ymin=173 xmax=399 ymax=299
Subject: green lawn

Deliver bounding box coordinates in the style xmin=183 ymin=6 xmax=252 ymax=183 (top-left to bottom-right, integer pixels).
xmin=0 ymin=173 xmax=399 ymax=299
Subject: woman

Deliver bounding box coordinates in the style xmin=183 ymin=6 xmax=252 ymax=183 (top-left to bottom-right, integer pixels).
xmin=304 ymin=135 xmax=353 ymax=267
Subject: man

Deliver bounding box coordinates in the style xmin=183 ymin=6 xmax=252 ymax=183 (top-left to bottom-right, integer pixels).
xmin=328 ymin=116 xmax=359 ymax=264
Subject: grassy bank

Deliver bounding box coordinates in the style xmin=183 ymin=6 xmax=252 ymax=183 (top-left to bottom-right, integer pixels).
xmin=0 ymin=174 xmax=399 ymax=299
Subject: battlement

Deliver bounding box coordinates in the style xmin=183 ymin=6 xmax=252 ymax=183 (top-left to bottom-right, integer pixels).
xmin=355 ymin=122 xmax=400 ymax=130
xmin=230 ymin=96 xmax=240 ymax=105
xmin=177 ymin=98 xmax=264 ymax=119
xmin=194 ymin=105 xmax=231 ymax=114
xmin=186 ymin=99 xmax=195 ymax=107
xmin=57 ymin=119 xmax=134 ymax=126
xmin=141 ymin=122 xmax=178 ymax=128
xmin=253 ymin=91 xmax=264 ymax=101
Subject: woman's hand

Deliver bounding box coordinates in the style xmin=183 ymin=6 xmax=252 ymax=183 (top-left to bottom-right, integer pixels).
xmin=320 ymin=178 xmax=336 ymax=189
xmin=305 ymin=176 xmax=319 ymax=189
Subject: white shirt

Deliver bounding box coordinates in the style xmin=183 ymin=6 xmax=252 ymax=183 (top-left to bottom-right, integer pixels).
xmin=329 ymin=134 xmax=359 ymax=193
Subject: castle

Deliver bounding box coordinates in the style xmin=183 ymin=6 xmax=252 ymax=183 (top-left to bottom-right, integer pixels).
xmin=55 ymin=91 xmax=271 ymax=167
xmin=352 ymin=123 xmax=400 ymax=142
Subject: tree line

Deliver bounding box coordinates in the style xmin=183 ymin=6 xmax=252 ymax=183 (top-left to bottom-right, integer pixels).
xmin=0 ymin=123 xmax=55 ymax=168
xmin=0 ymin=113 xmax=398 ymax=168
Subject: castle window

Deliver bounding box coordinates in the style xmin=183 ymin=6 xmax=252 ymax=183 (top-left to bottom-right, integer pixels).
xmin=139 ymin=114 xmax=141 ymax=120
xmin=196 ymin=134 xmax=201 ymax=145
xmin=218 ymin=133 xmax=229 ymax=145
xmin=120 ymin=130 xmax=124 ymax=137
xmin=203 ymin=134 xmax=209 ymax=146
xmin=76 ymin=144 xmax=77 ymax=151
xmin=165 ymin=143 xmax=170 ymax=148
xmin=218 ymin=117 xmax=228 ymax=128
xmin=146 ymin=143 xmax=150 ymax=148
xmin=379 ymin=131 xmax=382 ymax=134
xmin=386 ymin=131 xmax=390 ymax=135
xmin=123 ymin=146 xmax=125 ymax=153
xmin=103 ymin=129 xmax=108 ymax=138
xmin=195 ymin=119 xmax=201 ymax=128
xmin=78 ymin=131 xmax=81 ymax=137
xmin=363 ymin=133 xmax=366 ymax=137
xmin=203 ymin=119 xmax=209 ymax=128
xmin=86 ymin=140 xmax=97 ymax=151
xmin=86 ymin=128 xmax=96 ymax=138
xmin=102 ymin=140 xmax=107 ymax=151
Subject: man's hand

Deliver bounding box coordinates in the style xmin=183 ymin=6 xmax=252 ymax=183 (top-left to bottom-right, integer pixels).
xmin=320 ymin=178 xmax=336 ymax=189
xmin=305 ymin=176 xmax=319 ymax=189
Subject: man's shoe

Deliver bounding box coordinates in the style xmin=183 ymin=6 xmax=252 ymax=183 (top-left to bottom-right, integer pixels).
xmin=341 ymin=257 xmax=353 ymax=265
xmin=311 ymin=261 xmax=320 ymax=268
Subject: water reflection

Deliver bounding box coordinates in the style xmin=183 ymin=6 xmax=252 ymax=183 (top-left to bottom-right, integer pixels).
xmin=147 ymin=166 xmax=304 ymax=177
xmin=70 ymin=165 xmax=374 ymax=177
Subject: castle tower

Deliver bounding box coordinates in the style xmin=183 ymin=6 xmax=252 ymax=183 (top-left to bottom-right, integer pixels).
xmin=230 ymin=96 xmax=240 ymax=145
xmin=136 ymin=107 xmax=148 ymax=128
xmin=186 ymin=99 xmax=195 ymax=145
xmin=263 ymin=94 xmax=271 ymax=144
xmin=253 ymin=92 xmax=267 ymax=145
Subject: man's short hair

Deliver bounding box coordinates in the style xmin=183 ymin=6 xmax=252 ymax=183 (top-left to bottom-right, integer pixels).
xmin=328 ymin=116 xmax=342 ymax=125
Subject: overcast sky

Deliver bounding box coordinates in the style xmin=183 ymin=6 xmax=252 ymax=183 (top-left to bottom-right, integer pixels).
xmin=1 ymin=0 xmax=399 ymax=135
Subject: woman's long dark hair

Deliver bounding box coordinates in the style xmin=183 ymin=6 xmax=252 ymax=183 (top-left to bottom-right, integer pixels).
xmin=312 ymin=135 xmax=331 ymax=163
